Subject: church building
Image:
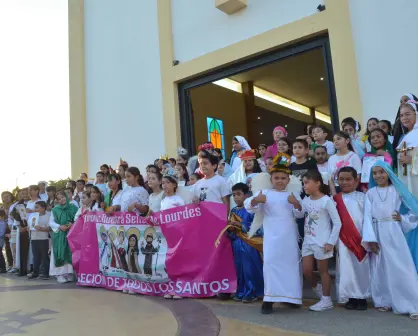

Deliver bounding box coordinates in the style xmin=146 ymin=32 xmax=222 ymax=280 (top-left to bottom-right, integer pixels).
xmin=68 ymin=0 xmax=418 ymax=176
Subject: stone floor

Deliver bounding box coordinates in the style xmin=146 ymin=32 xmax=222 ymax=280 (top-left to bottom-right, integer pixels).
xmin=0 ymin=275 xmax=417 ymax=336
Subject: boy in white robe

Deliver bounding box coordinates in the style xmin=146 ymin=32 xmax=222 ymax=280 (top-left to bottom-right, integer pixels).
xmin=334 ymin=167 xmax=370 ymax=310
xmin=245 ymin=153 xmax=303 ymax=314
xmin=362 ymin=161 xmax=418 ymax=319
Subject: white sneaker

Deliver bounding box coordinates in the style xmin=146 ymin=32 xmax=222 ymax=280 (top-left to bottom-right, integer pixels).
xmin=128 ymin=290 xmax=136 ymax=295
xmin=172 ymin=295 xmax=182 ymax=300
xmin=309 ymin=297 xmax=333 ymax=311
xmin=122 ymin=289 xmax=129 ymax=294
xmin=56 ymin=275 xmax=67 ymax=284
xmin=312 ymin=284 xmax=323 ymax=299
xmin=164 ymin=294 xmax=173 ymax=299
xmin=65 ymin=274 xmax=74 ymax=282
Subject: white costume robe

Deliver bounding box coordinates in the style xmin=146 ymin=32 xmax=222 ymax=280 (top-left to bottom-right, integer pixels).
xmin=362 ymin=186 xmax=418 ymax=314
xmin=336 ymin=192 xmax=371 ymax=303
xmin=397 ymin=147 xmax=418 ymax=194
xmin=49 ymin=215 xmax=74 ymax=276
xmin=246 ymin=190 xmax=302 ymax=304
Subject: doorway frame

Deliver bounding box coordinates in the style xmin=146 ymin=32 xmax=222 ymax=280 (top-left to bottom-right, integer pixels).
xmin=178 ymin=35 xmax=338 ymax=155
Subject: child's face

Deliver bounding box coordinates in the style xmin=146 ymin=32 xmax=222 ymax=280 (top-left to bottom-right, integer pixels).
xmin=1 ymin=193 xmax=12 ymax=204
xmin=81 ymin=193 xmax=92 ymax=207
xmin=243 ymin=159 xmax=254 ymax=172
xmin=47 ymin=190 xmax=55 ymax=199
xmin=29 ymin=188 xmax=38 ymax=199
xmin=258 ymin=146 xmax=266 ymax=157
xmin=343 ymin=124 xmax=355 ymax=136
xmin=217 ymin=163 xmax=225 ymax=176
xmin=292 ymin=143 xmax=308 ymax=158
xmin=273 ymin=129 xmax=285 ymax=142
xmin=38 ymin=183 xmax=46 ymax=193
xmin=157 ymin=160 xmax=164 ymax=169
xmin=125 ymin=172 xmax=137 ymax=187
xmin=367 ymin=119 xmax=378 ymax=132
xmin=266 ymin=159 xmax=273 ymax=172
xmin=378 ymin=121 xmax=390 ymax=134
xmin=108 ymin=178 xmax=120 ymax=190
xmin=175 ymin=165 xmax=184 ymax=179
xmin=101 ymin=166 xmax=109 ymax=175
xmin=57 ymin=194 xmax=67 ymax=206
xmin=162 ymin=165 xmax=168 ymax=174
xmin=370 ymin=130 xmax=385 ymax=150
xmin=96 ymin=174 xmax=104 ymax=184
xmin=117 ymin=166 xmax=126 ymax=178
xmin=270 ymin=172 xmax=290 ymax=191
xmin=278 ymin=140 xmax=289 ymax=153
xmin=232 ymin=190 xmax=246 ymax=206
xmin=80 ymin=173 xmax=88 ymax=180
xmin=76 ymin=181 xmax=84 ymax=191
xmin=303 ymin=177 xmax=320 ymax=195
xmin=86 ymin=186 xmax=92 ymax=193
xmin=177 ymin=156 xmax=186 ymax=164
xmin=333 ymin=135 xmax=349 ymax=150
xmin=188 ymin=176 xmax=198 ymax=185
xmin=372 ymin=167 xmax=389 ymax=186
xmin=148 ymin=173 xmax=161 ymax=189
xmin=66 ymin=182 xmax=73 ymax=189
xmin=314 ymin=148 xmax=327 ymax=164
xmin=162 ymin=178 xmax=176 ymax=194
xmin=34 ymin=203 xmax=45 ymax=214
xmin=198 ymin=157 xmax=216 ymax=176
xmin=338 ymin=172 xmax=357 ymax=193
xmin=312 ymin=127 xmax=327 ymax=142
xmin=92 ymin=190 xmax=101 ymax=201
xmin=169 ymin=160 xmax=176 ymax=168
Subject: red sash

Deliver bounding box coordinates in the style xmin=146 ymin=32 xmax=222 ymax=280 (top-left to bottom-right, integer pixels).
xmin=333 ymin=193 xmax=367 ymax=262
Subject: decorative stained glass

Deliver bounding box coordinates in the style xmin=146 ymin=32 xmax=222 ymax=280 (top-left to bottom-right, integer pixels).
xmin=206 ymin=117 xmax=225 ymax=158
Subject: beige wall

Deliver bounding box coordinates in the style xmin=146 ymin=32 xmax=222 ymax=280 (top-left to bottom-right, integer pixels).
xmin=190 ymin=84 xmax=248 ymax=156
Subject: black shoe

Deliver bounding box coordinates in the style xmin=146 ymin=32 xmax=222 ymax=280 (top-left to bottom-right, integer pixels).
xmin=261 ymin=301 xmax=274 ymax=314
xmin=242 ymin=296 xmax=258 ymax=303
xmin=217 ymin=293 xmax=231 ymax=301
xmin=0 ymin=269 xmax=6 ymax=274
xmin=356 ymin=299 xmax=368 ymax=311
xmin=27 ymin=273 xmax=39 ymax=280
xmin=344 ymin=298 xmax=358 ymax=310
xmin=232 ymin=295 xmax=242 ymax=302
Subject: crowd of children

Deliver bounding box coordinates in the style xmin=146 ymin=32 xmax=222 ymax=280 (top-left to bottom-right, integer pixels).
xmin=1 ymin=94 xmax=418 ymax=319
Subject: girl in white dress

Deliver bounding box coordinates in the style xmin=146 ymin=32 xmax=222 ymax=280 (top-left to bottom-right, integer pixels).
xmin=245 ymin=153 xmax=303 ymax=314
xmin=362 ymin=161 xmax=418 ymax=319
xmin=161 ymin=175 xmax=185 ymax=300
xmin=175 ymin=163 xmax=189 ymax=187
xmin=301 ymin=170 xmax=342 ymax=312
xmin=147 ymin=171 xmax=164 ymax=214
xmin=119 ymin=167 xmax=149 ymax=215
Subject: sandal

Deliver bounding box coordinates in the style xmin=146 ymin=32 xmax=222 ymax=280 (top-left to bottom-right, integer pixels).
xmin=410 ymin=313 xmax=418 ymax=320
xmin=377 ymin=306 xmax=391 ymax=312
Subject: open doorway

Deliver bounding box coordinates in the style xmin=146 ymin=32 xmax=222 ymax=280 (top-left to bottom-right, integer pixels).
xmin=178 ymin=36 xmax=338 ymax=158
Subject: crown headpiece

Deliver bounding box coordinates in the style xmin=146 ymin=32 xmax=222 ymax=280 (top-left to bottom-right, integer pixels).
xmin=119 ymin=158 xmax=128 ymax=166
xmin=198 ymin=142 xmax=215 ymax=152
xmin=239 ymin=149 xmax=256 ymax=161
xmin=160 ymin=154 xmax=169 ymax=161
xmin=270 ymin=152 xmax=292 ymax=174
xmin=177 ymin=147 xmax=188 ymax=156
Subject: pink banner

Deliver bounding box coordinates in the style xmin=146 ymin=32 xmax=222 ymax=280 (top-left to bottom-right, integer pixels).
xmin=67 ymin=203 xmax=237 ymax=297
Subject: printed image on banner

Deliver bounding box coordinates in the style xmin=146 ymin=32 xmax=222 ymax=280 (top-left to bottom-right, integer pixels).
xmin=96 ymin=223 xmax=169 ymax=283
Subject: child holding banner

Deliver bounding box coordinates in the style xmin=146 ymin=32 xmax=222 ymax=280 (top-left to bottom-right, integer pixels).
xmin=246 ymin=153 xmax=303 ymax=314
xmin=334 ymin=167 xmax=370 ymax=310
xmin=229 ymin=183 xmax=263 ymax=303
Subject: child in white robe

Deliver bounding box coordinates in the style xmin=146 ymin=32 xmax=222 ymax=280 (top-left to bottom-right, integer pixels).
xmin=362 ymin=161 xmax=418 ymax=319
xmin=245 ymin=153 xmax=303 ymax=314
xmin=334 ymin=167 xmax=370 ymax=310
xmin=147 ymin=171 xmax=164 ymax=214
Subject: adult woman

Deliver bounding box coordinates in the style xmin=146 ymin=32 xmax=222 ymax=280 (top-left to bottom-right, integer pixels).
xmin=395 ymin=100 xmax=418 ymax=272
xmin=264 ymin=126 xmax=288 ymax=160
xmin=230 ymin=136 xmax=251 ymax=172
xmin=49 ymin=191 xmax=78 ymax=283
xmin=1 ymin=191 xmax=15 ymax=270
xmin=393 ymin=93 xmax=418 ymax=151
